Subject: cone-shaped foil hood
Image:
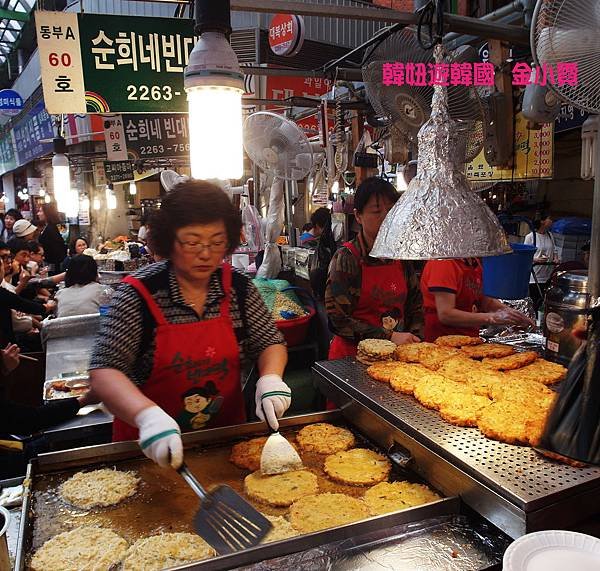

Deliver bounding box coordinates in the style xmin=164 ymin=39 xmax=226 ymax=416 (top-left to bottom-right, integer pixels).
xmin=371 ymin=57 xmax=510 ymax=260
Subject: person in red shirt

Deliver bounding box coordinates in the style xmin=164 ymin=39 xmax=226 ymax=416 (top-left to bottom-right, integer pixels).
xmin=421 ymin=258 xmax=534 ymax=342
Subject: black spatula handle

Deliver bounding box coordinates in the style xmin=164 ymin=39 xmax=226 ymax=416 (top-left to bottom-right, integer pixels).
xmin=261 ymin=403 xmax=277 ymax=435
xmin=178 ymin=463 xmax=208 ymax=501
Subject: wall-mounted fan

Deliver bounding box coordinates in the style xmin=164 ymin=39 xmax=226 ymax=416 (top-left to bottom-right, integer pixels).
xmin=244 ymin=111 xmax=314 ymax=278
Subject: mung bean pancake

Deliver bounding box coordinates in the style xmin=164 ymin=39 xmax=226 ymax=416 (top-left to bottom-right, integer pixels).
xmin=393 ymin=342 xmax=438 ymax=363
xmin=438 ymin=392 xmax=493 ymax=427
xmin=122 ymin=533 xmax=214 ymax=571
xmin=482 ymin=351 xmax=538 ymax=371
xmin=389 ymin=363 xmax=433 ymax=395
xmin=437 ymin=355 xmax=484 ymax=382
xmin=289 ymin=493 xmax=371 ymax=533
xmin=364 ymin=481 xmax=441 ymax=515
xmin=30 ymin=527 xmax=128 ymax=571
xmin=477 ymin=401 xmax=549 ymax=446
xmin=367 ymin=361 xmax=406 ymax=383
xmin=244 ymin=470 xmax=319 ymax=507
xmin=324 ymin=448 xmax=391 ymax=486
xmin=461 ymin=343 xmax=516 ymax=359
xmin=413 ymin=375 xmax=471 ymax=410
xmin=504 ymin=358 xmax=567 ymax=385
xmin=59 ymin=468 xmax=139 ymax=509
xmin=297 ymin=423 xmax=355 ymax=454
xmin=435 ymin=335 xmax=484 ymax=348
xmin=262 ymin=515 xmax=299 ymax=543
xmin=417 ymin=346 xmax=460 ymax=370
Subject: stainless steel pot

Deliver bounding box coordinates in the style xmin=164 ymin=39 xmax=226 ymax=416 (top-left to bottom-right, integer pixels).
xmin=544 ymin=270 xmax=590 ymax=364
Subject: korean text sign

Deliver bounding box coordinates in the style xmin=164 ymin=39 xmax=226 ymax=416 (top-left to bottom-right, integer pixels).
xmin=36 ymin=11 xmax=198 ymax=114
xmin=465 ymin=112 xmax=553 ymax=181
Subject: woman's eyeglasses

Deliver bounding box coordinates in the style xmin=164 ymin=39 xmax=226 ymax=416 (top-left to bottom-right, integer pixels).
xmin=176 ymin=239 xmax=228 ymax=254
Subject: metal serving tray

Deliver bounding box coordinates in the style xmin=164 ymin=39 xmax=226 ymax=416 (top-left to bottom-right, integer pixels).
xmin=314 ymin=359 xmax=600 ymax=539
xmin=15 ymin=411 xmax=461 ymax=571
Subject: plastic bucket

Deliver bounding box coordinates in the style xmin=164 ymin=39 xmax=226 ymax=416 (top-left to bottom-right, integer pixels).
xmin=483 ymin=243 xmax=536 ymax=300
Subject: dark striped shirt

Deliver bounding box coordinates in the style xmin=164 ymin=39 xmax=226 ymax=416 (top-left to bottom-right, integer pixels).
xmin=89 ymin=261 xmax=284 ymax=386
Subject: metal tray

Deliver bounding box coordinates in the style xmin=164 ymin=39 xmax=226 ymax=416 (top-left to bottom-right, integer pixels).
xmin=314 ymin=359 xmax=600 ymax=538
xmin=15 ymin=411 xmax=460 ymax=571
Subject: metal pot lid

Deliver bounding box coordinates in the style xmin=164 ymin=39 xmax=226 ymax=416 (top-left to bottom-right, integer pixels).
xmin=554 ymin=269 xmax=589 ymax=292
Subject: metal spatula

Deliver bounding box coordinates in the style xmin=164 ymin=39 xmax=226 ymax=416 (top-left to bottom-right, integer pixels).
xmin=177 ymin=463 xmax=272 ymax=555
xmin=260 ymin=405 xmax=304 ymax=475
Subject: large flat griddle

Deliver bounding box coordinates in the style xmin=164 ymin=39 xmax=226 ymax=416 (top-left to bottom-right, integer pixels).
xmin=15 ymin=411 xmax=461 ymax=571
xmin=314 ymin=358 xmax=600 ymax=538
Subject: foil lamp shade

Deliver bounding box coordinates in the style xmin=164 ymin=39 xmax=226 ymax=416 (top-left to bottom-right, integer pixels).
xmin=371 ymin=77 xmax=510 ymax=260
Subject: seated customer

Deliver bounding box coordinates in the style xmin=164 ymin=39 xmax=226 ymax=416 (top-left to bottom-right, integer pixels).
xmin=55 ymin=254 xmax=104 ymax=317
xmin=62 ymin=236 xmax=89 ymax=271
xmin=0 ymin=343 xmax=96 ymax=436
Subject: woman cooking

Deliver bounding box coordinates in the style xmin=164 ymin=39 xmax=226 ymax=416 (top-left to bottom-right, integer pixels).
xmin=89 ymin=180 xmax=290 ymax=470
xmin=420 ymin=258 xmax=534 ymax=341
xmin=326 ymin=177 xmax=423 ymax=359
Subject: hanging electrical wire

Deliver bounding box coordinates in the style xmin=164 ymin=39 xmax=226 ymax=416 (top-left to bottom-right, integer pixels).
xmin=417 ymin=0 xmax=446 ymax=50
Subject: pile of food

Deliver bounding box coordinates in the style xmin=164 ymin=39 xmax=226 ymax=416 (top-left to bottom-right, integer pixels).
xmin=253 ymin=279 xmax=308 ymax=321
xmin=231 ymin=422 xmax=441 ymax=535
xmin=365 ymin=335 xmax=567 ymax=447
xmin=30 ymin=423 xmax=440 ymax=570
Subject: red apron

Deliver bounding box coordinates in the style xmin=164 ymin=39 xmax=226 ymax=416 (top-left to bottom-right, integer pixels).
xmin=424 ymin=260 xmax=483 ymax=342
xmin=113 ymin=263 xmax=245 ymax=442
xmin=329 ymin=242 xmax=408 ymax=359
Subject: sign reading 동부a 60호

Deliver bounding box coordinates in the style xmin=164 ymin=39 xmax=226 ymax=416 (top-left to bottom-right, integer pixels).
xmin=36 ymin=12 xmax=198 ymax=114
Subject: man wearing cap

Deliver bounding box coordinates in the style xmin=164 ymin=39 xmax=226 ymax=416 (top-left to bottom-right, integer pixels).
xmin=11 ymin=219 xmax=37 ymax=241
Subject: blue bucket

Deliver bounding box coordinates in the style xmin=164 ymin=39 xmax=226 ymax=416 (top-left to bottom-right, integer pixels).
xmin=483 ymin=243 xmax=536 ymax=300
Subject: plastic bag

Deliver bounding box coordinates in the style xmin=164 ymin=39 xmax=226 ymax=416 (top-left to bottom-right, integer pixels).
xmin=541 ymin=306 xmax=600 ymax=464
xmin=238 ymin=204 xmax=264 ymax=253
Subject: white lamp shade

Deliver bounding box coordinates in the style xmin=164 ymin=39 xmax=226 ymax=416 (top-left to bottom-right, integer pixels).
xmin=52 ymin=153 xmax=71 ymax=213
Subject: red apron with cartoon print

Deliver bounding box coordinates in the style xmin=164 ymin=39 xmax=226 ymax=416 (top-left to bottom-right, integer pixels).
xmin=424 ymin=260 xmax=483 ymax=342
xmin=329 ymin=242 xmax=408 ymax=359
xmin=112 ymin=263 xmax=245 ymax=442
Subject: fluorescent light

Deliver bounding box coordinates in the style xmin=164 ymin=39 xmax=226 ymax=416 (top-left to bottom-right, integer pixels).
xmin=105 ymin=184 xmax=117 ymax=210
xmin=184 ymin=26 xmax=244 ymax=180
xmin=93 ymin=196 xmax=101 ymax=210
xmin=52 ymin=152 xmax=70 ymax=213
xmin=129 ymin=181 xmax=137 ymax=195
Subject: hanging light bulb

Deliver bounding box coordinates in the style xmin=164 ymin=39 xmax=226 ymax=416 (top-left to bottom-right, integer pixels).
xmin=129 ymin=181 xmax=137 ymax=195
xmin=81 ymin=196 xmax=90 ymax=212
xmin=52 ymin=137 xmax=71 ymax=213
xmin=184 ymin=0 xmax=244 ymax=180
xmin=105 ymin=183 xmax=117 ymax=210
xmin=332 ymin=181 xmax=339 ymax=196
xmin=93 ymin=196 xmax=101 ymax=210
xmin=39 ymin=189 xmax=46 ymax=198
xmin=44 ymin=193 xmax=51 ymax=204
xmin=64 ymin=190 xmax=80 ymax=218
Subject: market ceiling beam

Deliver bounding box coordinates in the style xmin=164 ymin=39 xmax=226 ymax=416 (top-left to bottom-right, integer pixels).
xmin=229 ymin=0 xmax=530 ymax=45
xmin=242 ymin=65 xmax=363 ymax=81
xmin=0 ymin=8 xmax=29 ymax=22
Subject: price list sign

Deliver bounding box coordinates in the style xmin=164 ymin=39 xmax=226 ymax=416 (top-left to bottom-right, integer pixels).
xmin=466 ymin=112 xmax=554 ymax=181
xmin=36 ymin=11 xmax=198 ymax=114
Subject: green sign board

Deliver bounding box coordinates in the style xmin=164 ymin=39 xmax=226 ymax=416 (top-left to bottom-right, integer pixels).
xmin=37 ymin=12 xmax=197 ymax=114
xmin=0 ymin=131 xmax=16 ymax=176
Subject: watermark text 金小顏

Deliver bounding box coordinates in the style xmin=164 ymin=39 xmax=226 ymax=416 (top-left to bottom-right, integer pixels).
xmin=382 ymin=62 xmax=578 ymax=88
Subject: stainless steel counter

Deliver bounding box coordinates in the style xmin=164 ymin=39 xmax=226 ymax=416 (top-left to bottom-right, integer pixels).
xmin=314 ymin=358 xmax=600 ymax=538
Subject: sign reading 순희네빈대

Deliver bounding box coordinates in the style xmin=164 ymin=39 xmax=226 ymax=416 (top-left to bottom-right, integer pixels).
xmin=36 ymin=11 xmax=198 ymax=114
xmin=122 ymin=114 xmax=189 ymax=159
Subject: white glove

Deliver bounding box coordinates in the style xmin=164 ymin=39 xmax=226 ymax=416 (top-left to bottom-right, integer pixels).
xmin=255 ymin=374 xmax=291 ymax=431
xmin=135 ymin=406 xmax=183 ymax=469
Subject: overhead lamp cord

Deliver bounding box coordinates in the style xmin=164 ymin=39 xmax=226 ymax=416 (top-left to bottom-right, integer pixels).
xmin=417 ymin=0 xmax=446 ymax=50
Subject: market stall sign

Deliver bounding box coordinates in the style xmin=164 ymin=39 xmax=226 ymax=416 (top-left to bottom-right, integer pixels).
xmin=103 ymin=114 xmax=128 ymax=161
xmin=122 ymin=113 xmax=189 ymax=159
xmin=104 ymin=160 xmax=134 ymax=183
xmin=465 ymin=112 xmax=553 ymax=181
xmin=12 ymin=101 xmax=54 ymax=166
xmin=36 ymin=11 xmax=198 ymax=114
xmin=268 ymin=14 xmax=305 ymax=57
xmin=35 ymin=11 xmax=87 ymax=114
xmin=266 ymin=74 xmax=332 ymax=133
xmin=0 ymin=132 xmax=16 ymax=176
xmin=555 ymin=103 xmax=589 ymax=133
xmin=0 ymin=89 xmax=24 ymax=117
